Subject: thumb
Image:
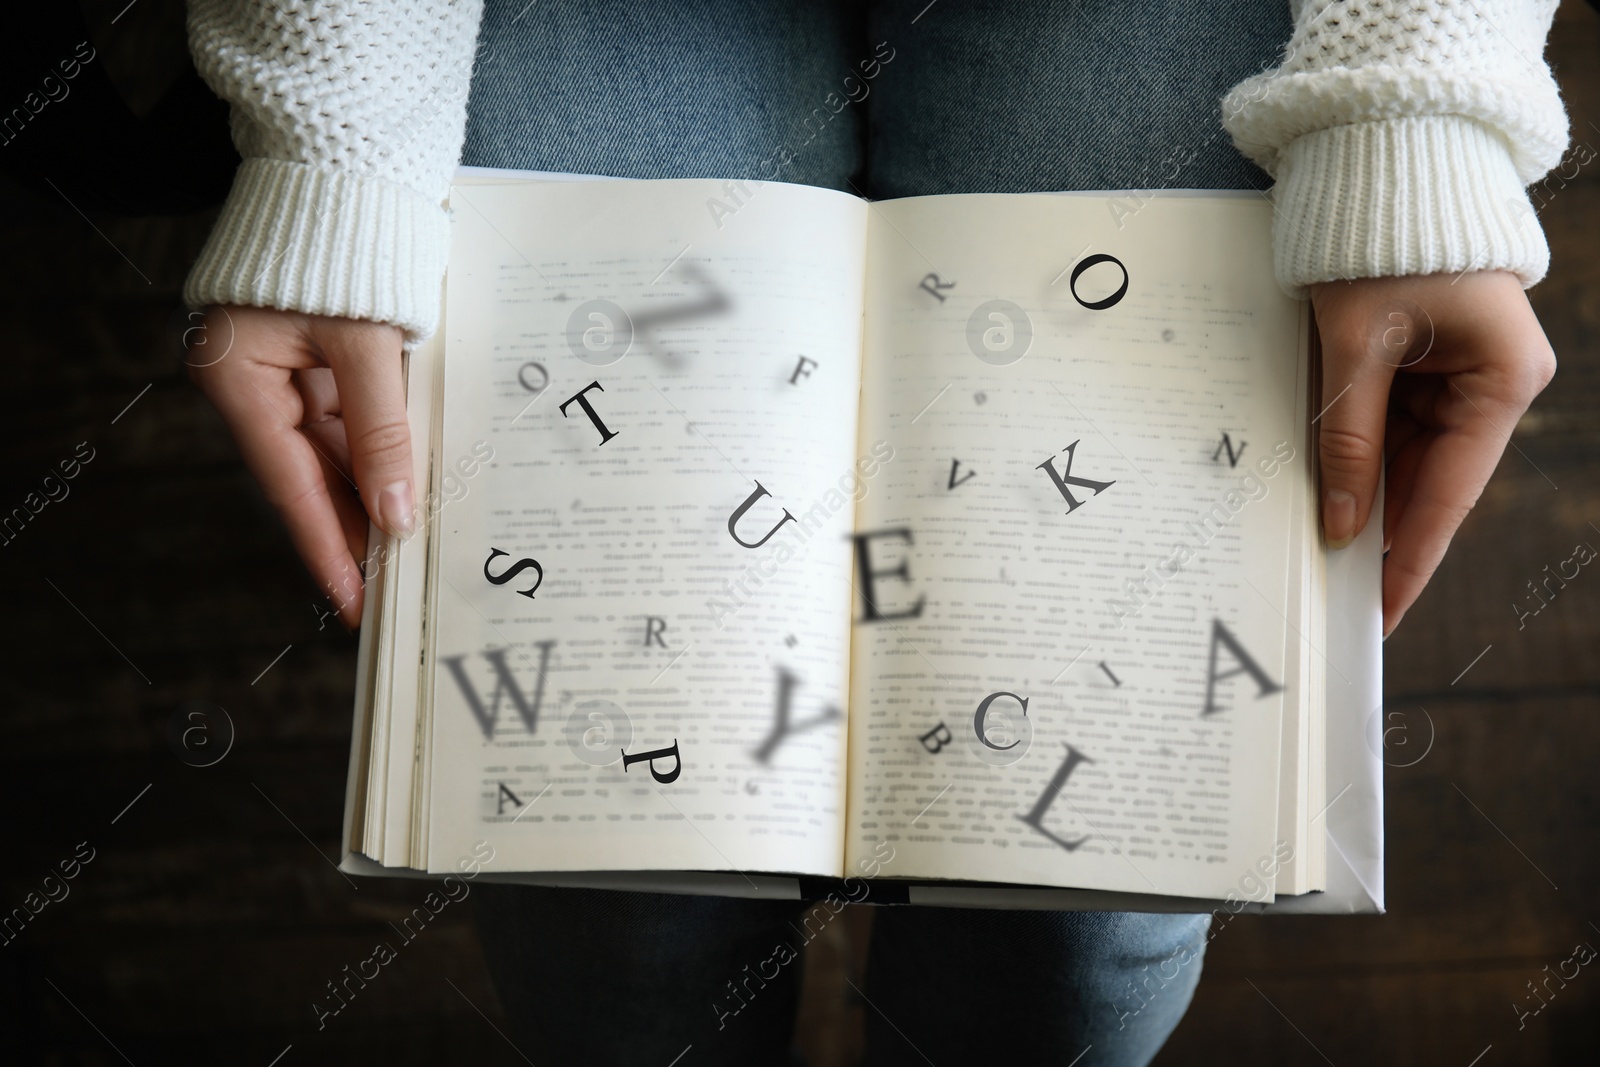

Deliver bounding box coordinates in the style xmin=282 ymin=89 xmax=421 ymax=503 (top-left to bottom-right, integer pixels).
xmin=1310 ymin=284 xmax=1401 ymax=550
xmin=316 ymin=317 xmax=415 ymax=538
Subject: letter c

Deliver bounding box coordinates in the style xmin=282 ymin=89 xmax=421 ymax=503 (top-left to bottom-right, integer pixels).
xmin=974 ymin=691 xmax=1029 ymax=750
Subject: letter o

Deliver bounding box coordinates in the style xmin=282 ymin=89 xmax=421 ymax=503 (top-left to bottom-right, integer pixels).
xmin=1069 ymin=254 xmax=1129 ymax=311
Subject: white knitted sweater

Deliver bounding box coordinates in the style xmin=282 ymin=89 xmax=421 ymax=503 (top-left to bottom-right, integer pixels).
xmin=183 ymin=0 xmax=1568 ymax=340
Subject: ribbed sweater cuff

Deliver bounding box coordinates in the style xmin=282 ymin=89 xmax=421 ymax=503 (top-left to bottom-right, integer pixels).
xmin=1271 ymin=114 xmax=1550 ymax=297
xmin=183 ymin=158 xmax=448 ymax=340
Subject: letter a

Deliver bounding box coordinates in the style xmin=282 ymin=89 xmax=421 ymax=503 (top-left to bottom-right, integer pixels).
xmin=1037 ymin=441 xmax=1115 ymax=513
xmin=728 ymin=481 xmax=795 ymax=549
xmin=1201 ymin=619 xmax=1283 ymax=716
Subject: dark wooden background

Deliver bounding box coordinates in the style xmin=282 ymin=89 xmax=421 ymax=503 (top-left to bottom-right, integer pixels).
xmin=2 ymin=2 xmax=1596 ymax=1064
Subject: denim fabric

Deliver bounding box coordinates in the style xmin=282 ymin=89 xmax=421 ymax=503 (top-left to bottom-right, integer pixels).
xmin=862 ymin=907 xmax=1211 ymax=1067
xmin=463 ymin=1 xmax=1277 ymax=1062
xmin=863 ymin=0 xmax=1291 ymax=194
xmin=472 ymin=882 xmax=1211 ymax=1066
xmin=463 ymin=0 xmax=869 ymax=191
xmin=461 ymin=0 xmax=1290 ymax=195
xmin=471 ymin=884 xmax=814 ymax=1065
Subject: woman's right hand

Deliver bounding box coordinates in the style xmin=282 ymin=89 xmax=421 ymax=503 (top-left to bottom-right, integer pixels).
xmin=186 ymin=305 xmax=414 ymax=630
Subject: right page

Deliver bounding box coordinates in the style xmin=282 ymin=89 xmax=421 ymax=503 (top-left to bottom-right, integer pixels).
xmin=846 ymin=192 xmax=1310 ymax=900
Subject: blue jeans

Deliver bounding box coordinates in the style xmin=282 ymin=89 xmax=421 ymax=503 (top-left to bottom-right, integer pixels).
xmin=462 ymin=1 xmax=1287 ymax=1063
xmin=472 ymin=883 xmax=1212 ymax=1066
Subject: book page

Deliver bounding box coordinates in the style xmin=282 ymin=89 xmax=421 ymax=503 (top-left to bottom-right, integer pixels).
xmin=424 ymin=179 xmax=868 ymax=877
xmin=846 ymin=193 xmax=1306 ymax=900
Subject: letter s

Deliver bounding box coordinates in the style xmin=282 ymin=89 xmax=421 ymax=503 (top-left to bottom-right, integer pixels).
xmin=483 ymin=548 xmax=544 ymax=598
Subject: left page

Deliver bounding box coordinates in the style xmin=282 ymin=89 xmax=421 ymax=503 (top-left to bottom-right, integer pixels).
xmin=423 ymin=178 xmax=870 ymax=876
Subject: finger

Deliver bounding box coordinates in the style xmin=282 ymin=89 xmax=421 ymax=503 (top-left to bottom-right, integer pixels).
xmin=308 ymin=437 xmax=373 ymax=580
xmin=1312 ymin=291 xmax=1400 ymax=550
xmin=200 ymin=360 xmax=366 ymax=623
xmin=1380 ymin=383 xmax=1513 ymax=635
xmin=1378 ymin=278 xmax=1554 ymax=634
xmin=316 ymin=318 xmax=414 ymax=538
xmin=326 ymin=462 xmax=375 ymax=630
xmin=1381 ymin=378 xmax=1434 ymax=553
xmin=1381 ymin=416 xmax=1427 ymax=555
xmin=301 ymin=409 xmax=355 ymax=486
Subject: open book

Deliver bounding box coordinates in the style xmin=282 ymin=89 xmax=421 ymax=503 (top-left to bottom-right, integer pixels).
xmin=341 ymin=171 xmax=1384 ymax=912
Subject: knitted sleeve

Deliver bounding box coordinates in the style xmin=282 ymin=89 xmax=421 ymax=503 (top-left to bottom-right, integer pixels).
xmin=182 ymin=0 xmax=485 ymax=340
xmin=1222 ymin=0 xmax=1568 ymax=295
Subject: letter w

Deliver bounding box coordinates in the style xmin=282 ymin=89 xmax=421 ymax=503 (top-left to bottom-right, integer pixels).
xmin=441 ymin=642 xmax=555 ymax=741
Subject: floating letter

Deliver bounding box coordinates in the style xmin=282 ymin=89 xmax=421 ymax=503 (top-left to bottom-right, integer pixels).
xmin=621 ymin=740 xmax=683 ymax=784
xmin=789 ymin=355 xmax=817 ymax=385
xmin=1201 ymin=619 xmax=1283 ymax=716
xmin=644 ymin=616 xmax=668 ymax=648
xmin=728 ymin=482 xmax=796 ymax=549
xmin=483 ymin=548 xmax=544 ymax=599
xmin=974 ymin=691 xmax=1029 ymax=750
xmin=919 ymin=722 xmax=953 ymax=754
xmin=918 ymin=273 xmax=956 ymax=303
xmin=850 ymin=528 xmax=926 ymax=622
xmin=752 ymin=667 xmax=839 ymax=763
xmin=441 ymin=642 xmax=556 ymax=741
xmin=1037 ymin=441 xmax=1116 ymax=514
xmin=1068 ymin=253 xmax=1129 ymax=310
xmin=1212 ymin=432 xmax=1246 ymax=467
xmin=1017 ymin=743 xmax=1095 ymax=851
xmin=559 ymin=381 xmax=619 ymax=445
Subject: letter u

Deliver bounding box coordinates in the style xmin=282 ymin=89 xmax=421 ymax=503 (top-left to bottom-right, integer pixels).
xmin=727 ymin=481 xmax=796 ymax=549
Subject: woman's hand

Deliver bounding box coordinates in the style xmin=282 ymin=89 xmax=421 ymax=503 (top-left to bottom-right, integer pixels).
xmin=186 ymin=306 xmax=414 ymax=630
xmin=1309 ymin=271 xmax=1556 ymax=637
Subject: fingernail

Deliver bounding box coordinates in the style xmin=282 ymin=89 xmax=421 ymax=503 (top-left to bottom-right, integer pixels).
xmin=380 ymin=481 xmax=415 ymax=537
xmin=1324 ymin=489 xmax=1356 ymax=550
